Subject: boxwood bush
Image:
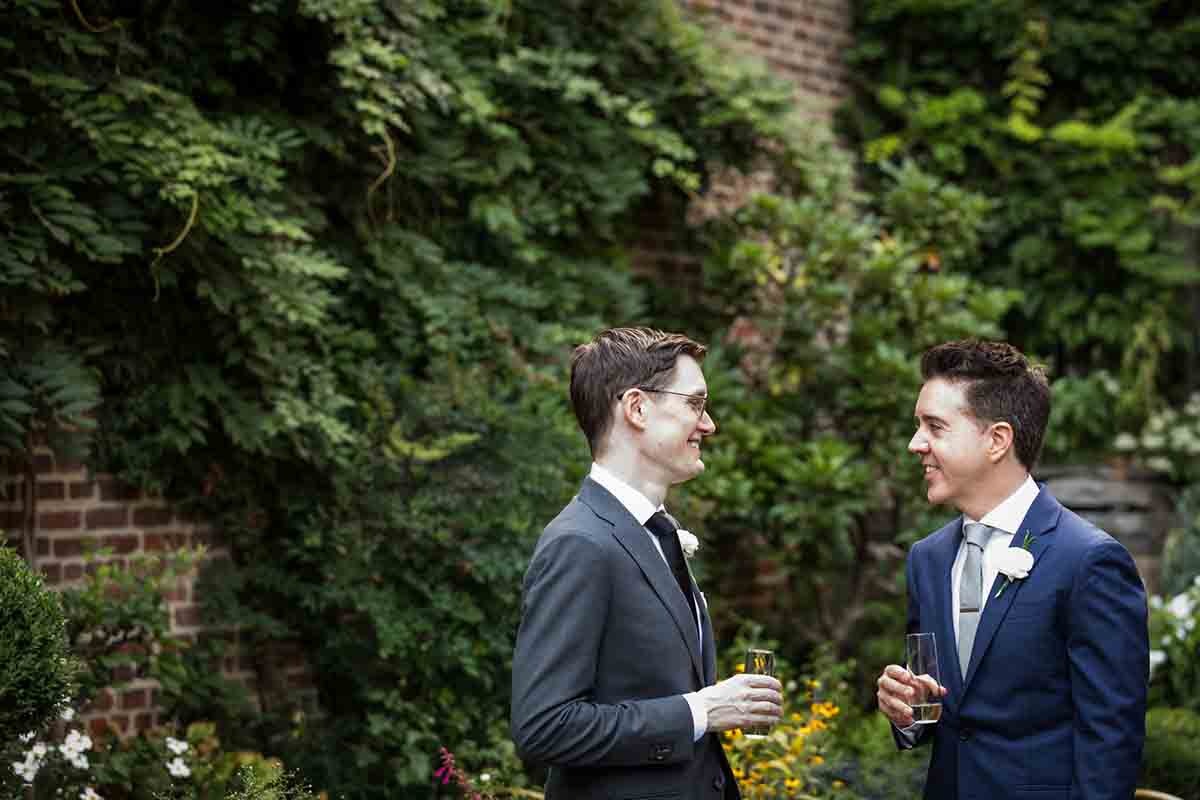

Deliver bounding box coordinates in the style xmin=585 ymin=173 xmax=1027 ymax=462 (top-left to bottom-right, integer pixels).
xmin=0 ymin=544 xmax=74 ymax=743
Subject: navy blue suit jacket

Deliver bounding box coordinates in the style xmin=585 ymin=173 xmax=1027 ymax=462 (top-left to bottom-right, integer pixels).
xmin=898 ymin=486 xmax=1148 ymax=800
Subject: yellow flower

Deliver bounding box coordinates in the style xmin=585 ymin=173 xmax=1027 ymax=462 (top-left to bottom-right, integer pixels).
xmin=833 ymin=780 xmax=846 ymax=789
xmin=735 ymin=663 xmax=746 ymax=673
xmin=809 ymin=755 xmax=824 ymax=766
xmin=785 ymin=778 xmax=800 ymax=790
xmin=733 ymin=768 xmax=745 ymax=779
xmin=810 ymin=719 xmax=827 ymax=731
xmin=790 ymin=712 xmax=803 ymax=722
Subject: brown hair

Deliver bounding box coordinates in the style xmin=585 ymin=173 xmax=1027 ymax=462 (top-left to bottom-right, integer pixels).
xmin=570 ymin=327 xmax=707 ymax=456
xmin=921 ymin=339 xmax=1051 ymax=469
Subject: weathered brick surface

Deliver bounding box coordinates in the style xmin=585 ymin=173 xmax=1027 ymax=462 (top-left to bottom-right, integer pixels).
xmin=680 ymin=0 xmax=853 ymax=119
xmin=0 ymin=449 xmax=257 ymax=737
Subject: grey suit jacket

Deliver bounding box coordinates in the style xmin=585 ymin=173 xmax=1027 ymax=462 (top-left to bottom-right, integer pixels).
xmin=511 ymin=478 xmax=738 ymax=800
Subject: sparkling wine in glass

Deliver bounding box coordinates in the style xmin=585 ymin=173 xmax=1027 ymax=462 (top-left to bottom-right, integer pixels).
xmin=905 ymin=632 xmax=942 ymax=725
xmin=743 ymin=648 xmax=776 ymax=739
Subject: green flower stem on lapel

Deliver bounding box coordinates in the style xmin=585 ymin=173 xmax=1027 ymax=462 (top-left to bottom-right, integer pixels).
xmin=995 ymin=531 xmax=1036 ymax=599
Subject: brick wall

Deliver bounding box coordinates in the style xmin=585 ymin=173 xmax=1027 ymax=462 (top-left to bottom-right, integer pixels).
xmin=633 ymin=0 xmax=853 ymax=280
xmin=0 ymin=448 xmax=263 ymax=739
xmin=681 ymin=0 xmax=853 ymax=119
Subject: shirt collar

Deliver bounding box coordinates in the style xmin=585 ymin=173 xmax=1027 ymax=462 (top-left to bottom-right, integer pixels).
xmin=589 ymin=462 xmax=661 ymax=525
xmin=963 ymin=474 xmax=1040 ymax=536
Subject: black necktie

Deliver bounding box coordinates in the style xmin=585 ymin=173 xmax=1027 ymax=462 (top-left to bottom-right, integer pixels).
xmin=645 ymin=511 xmax=694 ymax=609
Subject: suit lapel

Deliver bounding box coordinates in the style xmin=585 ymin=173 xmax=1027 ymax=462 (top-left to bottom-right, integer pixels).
xmin=579 ymin=479 xmax=706 ymax=688
xmin=961 ymin=486 xmax=1062 ymax=692
xmin=926 ymin=523 xmax=965 ymax=700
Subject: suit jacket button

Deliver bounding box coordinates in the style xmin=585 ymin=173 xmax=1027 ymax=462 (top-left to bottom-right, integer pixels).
xmin=959 ymin=728 xmax=972 ymax=742
xmin=713 ymin=774 xmax=724 ymax=790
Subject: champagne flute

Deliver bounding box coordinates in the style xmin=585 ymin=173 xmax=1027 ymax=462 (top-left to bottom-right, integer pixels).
xmin=905 ymin=632 xmax=942 ymax=724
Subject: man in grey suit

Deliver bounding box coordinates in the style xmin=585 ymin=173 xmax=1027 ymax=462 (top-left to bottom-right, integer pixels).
xmin=511 ymin=327 xmax=783 ymax=800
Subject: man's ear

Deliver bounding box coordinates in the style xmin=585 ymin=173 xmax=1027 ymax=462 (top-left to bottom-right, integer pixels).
xmin=987 ymin=421 xmax=1015 ymax=464
xmin=620 ymin=389 xmax=649 ymax=432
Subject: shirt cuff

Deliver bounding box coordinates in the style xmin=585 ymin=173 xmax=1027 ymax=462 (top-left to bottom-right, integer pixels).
xmin=683 ymin=692 xmax=708 ymax=741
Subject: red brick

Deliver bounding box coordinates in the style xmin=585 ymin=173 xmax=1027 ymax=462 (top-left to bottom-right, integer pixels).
xmin=144 ymin=531 xmax=184 ymax=551
xmin=133 ymin=507 xmax=173 ymax=527
xmin=64 ymin=563 xmax=84 ymax=580
xmin=91 ymin=690 xmax=115 ymax=714
xmin=88 ymin=718 xmax=109 ymax=738
xmin=174 ymin=605 xmax=202 ymax=627
xmin=40 ymin=563 xmax=62 ymax=584
xmin=70 ymin=481 xmax=95 ymax=499
xmin=36 ymin=481 xmax=65 ymax=500
xmin=103 ymin=534 xmax=140 ymax=554
xmin=107 ymin=714 xmax=129 ymax=733
xmin=33 ymin=452 xmax=53 ymax=472
xmin=99 ymin=480 xmax=141 ymax=502
xmin=121 ymin=689 xmax=148 ymax=710
xmin=134 ymin=712 xmax=155 ymax=732
xmin=288 ymin=671 xmax=314 ymax=689
xmin=86 ymin=507 xmax=128 ymax=529
xmin=39 ymin=510 xmax=81 ymax=530
xmin=37 ymin=537 xmax=49 ymax=556
xmin=54 ymin=537 xmax=83 ymax=557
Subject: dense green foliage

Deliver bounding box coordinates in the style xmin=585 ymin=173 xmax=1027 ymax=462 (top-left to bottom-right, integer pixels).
xmin=677 ymin=142 xmax=1013 ymax=669
xmin=0 ymin=544 xmax=73 ymax=744
xmin=1140 ymin=706 xmax=1200 ymax=798
xmin=0 ymin=0 xmax=796 ymax=794
xmin=843 ymin=0 xmax=1200 ymax=462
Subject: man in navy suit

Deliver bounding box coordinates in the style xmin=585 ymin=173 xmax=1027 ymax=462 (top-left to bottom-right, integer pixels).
xmin=511 ymin=327 xmax=783 ymax=800
xmin=876 ymin=340 xmax=1148 ymax=800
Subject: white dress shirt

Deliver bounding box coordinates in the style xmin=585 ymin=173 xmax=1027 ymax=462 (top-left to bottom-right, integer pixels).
xmin=589 ymin=463 xmax=708 ymax=741
xmin=950 ymin=474 xmax=1041 ymax=641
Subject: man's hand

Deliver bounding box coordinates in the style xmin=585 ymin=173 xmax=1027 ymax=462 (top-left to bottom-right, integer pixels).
xmin=698 ymin=673 xmax=783 ymax=733
xmin=876 ymin=664 xmax=946 ymax=728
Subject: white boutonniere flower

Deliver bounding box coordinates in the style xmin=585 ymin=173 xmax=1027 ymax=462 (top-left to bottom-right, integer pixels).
xmin=677 ymin=529 xmax=700 ymax=558
xmin=995 ymin=532 xmax=1035 ymax=598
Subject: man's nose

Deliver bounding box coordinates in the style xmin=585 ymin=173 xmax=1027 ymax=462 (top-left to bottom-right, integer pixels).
xmin=908 ymin=431 xmax=927 ymax=453
xmin=700 ymin=410 xmax=716 ymax=435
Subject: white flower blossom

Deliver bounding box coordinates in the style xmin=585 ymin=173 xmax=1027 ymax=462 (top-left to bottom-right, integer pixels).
xmin=61 ymin=707 xmax=75 ymax=722
xmin=165 ymin=737 xmax=189 ymax=755
xmin=166 ymin=757 xmax=191 ymax=779
xmin=1167 ymin=592 xmax=1194 ymax=620
xmin=18 ymin=731 xmax=35 ymax=744
xmin=80 ymin=788 xmax=103 ymax=800
xmin=479 ymin=773 xmax=491 ymax=783
xmin=1149 ymin=649 xmax=1167 ymax=675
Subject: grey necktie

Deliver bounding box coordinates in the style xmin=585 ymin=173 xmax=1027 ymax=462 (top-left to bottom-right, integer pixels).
xmin=958 ymin=522 xmax=992 ymax=677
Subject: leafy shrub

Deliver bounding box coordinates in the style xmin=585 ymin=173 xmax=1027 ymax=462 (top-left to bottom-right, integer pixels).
xmin=1147 ymin=575 xmax=1200 ymax=714
xmin=680 ymin=132 xmax=1015 ymax=695
xmin=0 ymin=544 xmax=74 ymax=745
xmin=844 ymin=0 xmax=1200 ymax=450
xmin=0 ymin=548 xmax=295 ymax=800
xmin=1160 ymin=483 xmax=1200 ymax=597
xmin=1140 ymin=707 xmax=1200 ymax=799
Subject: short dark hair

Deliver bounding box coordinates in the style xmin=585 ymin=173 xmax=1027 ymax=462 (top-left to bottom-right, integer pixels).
xmin=920 ymin=339 xmax=1051 ymax=470
xmin=570 ymin=327 xmax=707 ymax=456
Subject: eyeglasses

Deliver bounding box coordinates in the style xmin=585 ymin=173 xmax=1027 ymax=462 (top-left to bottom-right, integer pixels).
xmin=620 ymin=387 xmax=710 ymax=418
